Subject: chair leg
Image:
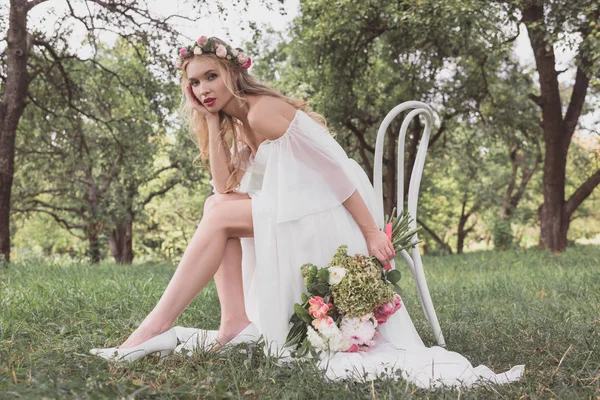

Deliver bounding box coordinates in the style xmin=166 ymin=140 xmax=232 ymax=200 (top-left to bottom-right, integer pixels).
xmin=411 ymin=247 xmax=446 ymax=347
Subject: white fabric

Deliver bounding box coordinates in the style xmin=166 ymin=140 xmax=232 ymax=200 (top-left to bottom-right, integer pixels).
xmin=207 ymin=109 xmax=525 ymax=388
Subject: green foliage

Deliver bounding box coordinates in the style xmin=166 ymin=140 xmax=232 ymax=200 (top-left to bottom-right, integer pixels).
xmin=329 ymin=246 xmax=394 ymax=318
xmin=2 ymin=247 xmax=600 ymax=397
xmin=492 ymin=217 xmax=515 ymax=251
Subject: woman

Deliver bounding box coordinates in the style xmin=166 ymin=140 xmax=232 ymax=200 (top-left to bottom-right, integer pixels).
xmin=90 ymin=36 xmax=524 ymax=388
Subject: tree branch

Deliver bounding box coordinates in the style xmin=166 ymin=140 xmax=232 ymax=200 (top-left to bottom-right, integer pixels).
xmin=563 ymin=63 xmax=590 ymax=141
xmin=417 ymin=218 xmax=453 ymax=254
xmin=565 ymin=169 xmax=600 ymax=217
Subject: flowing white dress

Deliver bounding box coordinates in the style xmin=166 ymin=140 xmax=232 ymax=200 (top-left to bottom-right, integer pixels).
xmin=209 ymin=109 xmax=525 ymax=389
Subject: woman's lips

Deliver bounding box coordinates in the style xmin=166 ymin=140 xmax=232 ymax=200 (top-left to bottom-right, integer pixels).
xmin=204 ymin=98 xmax=216 ymax=107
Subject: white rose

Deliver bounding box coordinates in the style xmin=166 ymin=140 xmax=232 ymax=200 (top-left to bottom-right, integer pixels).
xmin=327 ymin=266 xmax=347 ymax=285
xmin=306 ymin=326 xmax=326 ymax=350
xmin=231 ymin=48 xmax=239 ymax=57
xmin=193 ymin=46 xmax=203 ymax=55
xmin=328 ymin=332 xmax=351 ymax=352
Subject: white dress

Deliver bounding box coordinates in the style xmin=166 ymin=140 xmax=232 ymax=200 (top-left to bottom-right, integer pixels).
xmin=209 ymin=109 xmax=525 ymax=389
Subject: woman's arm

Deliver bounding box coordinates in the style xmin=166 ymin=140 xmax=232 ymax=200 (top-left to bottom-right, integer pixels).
xmin=343 ymin=190 xmax=396 ymax=266
xmin=342 ymin=190 xmax=379 ymax=236
xmin=208 ymin=118 xmax=233 ymax=194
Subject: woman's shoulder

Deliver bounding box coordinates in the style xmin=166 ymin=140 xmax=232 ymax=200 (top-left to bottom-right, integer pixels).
xmin=247 ymin=96 xmax=298 ymax=141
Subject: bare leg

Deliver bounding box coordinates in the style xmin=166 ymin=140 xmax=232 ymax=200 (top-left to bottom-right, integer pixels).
xmin=119 ymin=197 xmax=253 ymax=349
xmin=213 ymin=237 xmax=252 ymax=343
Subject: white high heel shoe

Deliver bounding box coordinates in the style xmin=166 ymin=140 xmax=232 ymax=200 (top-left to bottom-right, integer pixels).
xmin=89 ymin=328 xmax=177 ymax=362
xmin=174 ymin=327 xmax=219 ymax=356
xmin=175 ymin=322 xmax=260 ymax=356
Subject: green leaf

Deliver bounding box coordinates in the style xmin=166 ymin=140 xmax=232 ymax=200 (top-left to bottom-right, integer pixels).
xmin=294 ymin=303 xmax=312 ymax=323
xmin=386 ymin=269 xmax=402 ymax=284
xmin=317 ymin=268 xmax=330 ymax=284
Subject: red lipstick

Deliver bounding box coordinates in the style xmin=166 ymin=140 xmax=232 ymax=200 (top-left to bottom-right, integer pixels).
xmin=204 ymin=98 xmax=216 ymax=107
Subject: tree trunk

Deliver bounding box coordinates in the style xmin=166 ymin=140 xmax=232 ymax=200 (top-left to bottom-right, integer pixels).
xmin=109 ymin=216 xmax=134 ymax=264
xmin=417 ymin=218 xmax=453 ymax=254
xmin=456 ymin=201 xmax=474 ymax=254
xmin=383 ymin=124 xmax=397 ymax=217
xmin=0 ymin=0 xmax=31 ymax=263
xmin=85 ymin=221 xmax=102 ymax=264
xmin=522 ymin=4 xmax=598 ymax=252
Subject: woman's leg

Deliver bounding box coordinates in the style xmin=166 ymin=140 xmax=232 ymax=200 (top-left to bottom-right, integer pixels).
xmin=119 ymin=195 xmax=253 ymax=349
xmin=213 ymin=237 xmax=252 ymax=341
xmin=203 ymin=192 xmax=251 ymax=338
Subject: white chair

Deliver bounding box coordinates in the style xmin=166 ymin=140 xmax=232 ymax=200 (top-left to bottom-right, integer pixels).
xmin=373 ymin=101 xmax=446 ymax=347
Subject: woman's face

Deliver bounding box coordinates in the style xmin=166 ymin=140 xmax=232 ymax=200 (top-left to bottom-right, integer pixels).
xmin=185 ymin=58 xmax=234 ymax=113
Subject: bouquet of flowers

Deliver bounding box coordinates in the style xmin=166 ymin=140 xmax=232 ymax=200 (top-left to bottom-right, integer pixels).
xmin=285 ymin=208 xmax=420 ymax=356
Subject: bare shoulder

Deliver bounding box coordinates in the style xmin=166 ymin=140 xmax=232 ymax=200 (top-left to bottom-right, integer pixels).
xmin=247 ymin=96 xmax=298 ymax=141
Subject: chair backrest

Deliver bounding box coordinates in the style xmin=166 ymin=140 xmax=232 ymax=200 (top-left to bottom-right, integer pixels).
xmin=373 ymin=101 xmax=434 ymax=234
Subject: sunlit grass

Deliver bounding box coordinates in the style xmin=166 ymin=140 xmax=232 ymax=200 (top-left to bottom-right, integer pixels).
xmin=1 ymin=245 xmax=599 ymax=398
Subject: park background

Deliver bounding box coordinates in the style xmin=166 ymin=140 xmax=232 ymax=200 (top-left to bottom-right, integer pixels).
xmin=1 ymin=0 xmax=599 ymax=398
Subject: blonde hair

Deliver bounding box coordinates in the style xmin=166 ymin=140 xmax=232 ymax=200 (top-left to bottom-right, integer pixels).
xmin=179 ymin=37 xmax=331 ymax=194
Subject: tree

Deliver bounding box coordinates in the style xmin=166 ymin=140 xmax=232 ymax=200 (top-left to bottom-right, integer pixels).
xmin=518 ymin=0 xmax=600 ymax=251
xmin=12 ymin=39 xmax=201 ymax=263
xmin=1 ymin=0 xmax=196 ymax=263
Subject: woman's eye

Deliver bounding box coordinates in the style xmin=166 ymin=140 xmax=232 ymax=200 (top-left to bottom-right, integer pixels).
xmin=190 ymin=80 xmax=199 ymax=87
xmin=208 ymin=74 xmax=217 ymax=80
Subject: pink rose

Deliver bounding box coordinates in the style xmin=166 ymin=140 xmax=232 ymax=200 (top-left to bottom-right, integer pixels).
xmin=347 ymin=344 xmax=360 ymax=353
xmin=197 ymin=35 xmax=208 ymax=45
xmin=215 ymin=44 xmax=228 ymax=58
xmin=381 ymin=302 xmax=396 ymax=317
xmin=179 ymin=47 xmax=188 ymax=58
xmin=393 ymin=294 xmax=402 ymax=311
xmin=308 ymin=296 xmax=332 ymax=319
xmin=237 ymin=53 xmax=248 ymax=65
xmin=312 ymin=316 xmax=334 ymax=331
xmin=375 ymin=314 xmax=387 ymax=324
xmin=242 ymin=57 xmax=252 ymax=69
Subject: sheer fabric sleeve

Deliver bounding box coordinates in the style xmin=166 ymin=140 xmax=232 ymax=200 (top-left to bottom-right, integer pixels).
xmin=253 ymin=110 xmax=366 ymax=224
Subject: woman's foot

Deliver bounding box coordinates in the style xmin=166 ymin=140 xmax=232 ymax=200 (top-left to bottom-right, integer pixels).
xmin=216 ymin=319 xmax=254 ymax=345
xmin=119 ymin=322 xmax=172 ymax=349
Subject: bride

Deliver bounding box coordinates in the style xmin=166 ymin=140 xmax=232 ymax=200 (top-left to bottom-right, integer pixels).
xmin=90 ymin=36 xmax=524 ymax=389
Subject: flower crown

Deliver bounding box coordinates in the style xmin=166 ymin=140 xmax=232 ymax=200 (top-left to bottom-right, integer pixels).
xmin=175 ymin=36 xmax=252 ymax=70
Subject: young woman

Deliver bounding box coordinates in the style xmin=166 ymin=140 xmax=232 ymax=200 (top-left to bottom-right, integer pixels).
xmin=90 ymin=37 xmax=524 ymax=388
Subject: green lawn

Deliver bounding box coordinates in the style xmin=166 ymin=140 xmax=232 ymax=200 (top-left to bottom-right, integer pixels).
xmin=1 ymin=246 xmax=599 ymax=399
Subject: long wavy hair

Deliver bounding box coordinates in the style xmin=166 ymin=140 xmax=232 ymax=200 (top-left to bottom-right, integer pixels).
xmin=179 ymin=37 xmax=332 ymax=194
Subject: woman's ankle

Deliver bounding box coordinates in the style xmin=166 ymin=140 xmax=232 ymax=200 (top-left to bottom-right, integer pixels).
xmin=219 ymin=317 xmax=251 ymax=332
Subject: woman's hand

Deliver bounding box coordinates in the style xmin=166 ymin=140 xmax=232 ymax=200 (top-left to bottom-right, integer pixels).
xmin=185 ymin=84 xmax=219 ymax=123
xmin=366 ymin=230 xmax=396 ymax=267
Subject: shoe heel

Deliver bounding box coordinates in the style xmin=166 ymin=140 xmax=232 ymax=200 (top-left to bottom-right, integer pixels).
xmin=158 ymin=349 xmax=173 ymax=358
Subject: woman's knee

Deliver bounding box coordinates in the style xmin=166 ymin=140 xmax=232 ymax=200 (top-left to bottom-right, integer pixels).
xmin=203 ymin=192 xmax=250 ymax=217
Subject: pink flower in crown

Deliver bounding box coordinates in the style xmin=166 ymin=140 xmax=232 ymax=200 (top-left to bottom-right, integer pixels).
xmin=179 ymin=47 xmax=188 ymax=58
xmin=237 ymin=53 xmax=248 ymax=65
xmin=197 ymin=35 xmax=208 ymax=45
xmin=174 ymin=58 xmax=183 ymax=69
xmin=242 ymin=56 xmax=252 ymax=69
xmin=230 ymin=48 xmax=239 ymax=57
xmin=215 ymin=44 xmax=228 ymax=58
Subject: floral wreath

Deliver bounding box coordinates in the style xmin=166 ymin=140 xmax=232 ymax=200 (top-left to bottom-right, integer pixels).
xmin=175 ymin=36 xmax=252 ymax=70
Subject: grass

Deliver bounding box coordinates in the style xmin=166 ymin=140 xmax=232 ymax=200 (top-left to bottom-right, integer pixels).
xmin=1 ymin=246 xmax=599 ymax=399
